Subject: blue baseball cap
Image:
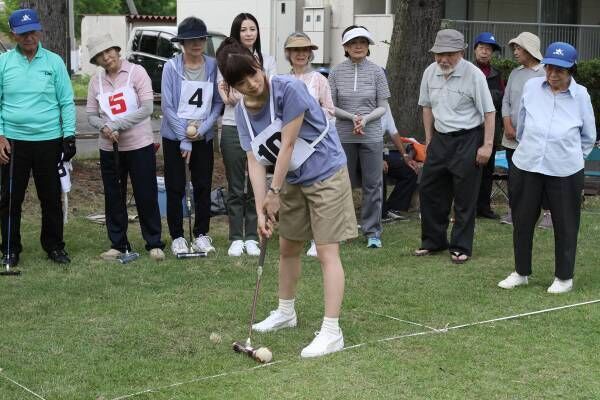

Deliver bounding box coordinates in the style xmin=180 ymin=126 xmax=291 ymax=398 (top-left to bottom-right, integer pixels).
xmin=9 ymin=8 xmax=42 ymax=34
xmin=542 ymin=42 xmax=577 ymax=68
xmin=473 ymin=32 xmax=500 ymax=51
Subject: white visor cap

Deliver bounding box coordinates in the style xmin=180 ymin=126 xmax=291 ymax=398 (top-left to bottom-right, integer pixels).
xmin=342 ymin=27 xmax=375 ymax=45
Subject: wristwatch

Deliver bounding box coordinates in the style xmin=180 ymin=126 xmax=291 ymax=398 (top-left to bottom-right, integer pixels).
xmin=269 ymin=186 xmax=281 ymax=195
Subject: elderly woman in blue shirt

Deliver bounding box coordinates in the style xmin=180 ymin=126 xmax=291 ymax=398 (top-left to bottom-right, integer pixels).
xmin=498 ymin=42 xmax=596 ymax=294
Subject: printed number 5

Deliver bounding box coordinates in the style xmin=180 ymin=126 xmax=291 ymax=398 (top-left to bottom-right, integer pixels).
xmin=188 ymin=88 xmax=203 ymax=108
xmin=109 ymin=92 xmax=127 ymax=115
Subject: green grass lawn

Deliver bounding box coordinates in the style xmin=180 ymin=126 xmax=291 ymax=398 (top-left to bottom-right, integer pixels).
xmin=72 ymin=74 xmax=90 ymax=100
xmin=1 ymin=197 xmax=600 ymax=399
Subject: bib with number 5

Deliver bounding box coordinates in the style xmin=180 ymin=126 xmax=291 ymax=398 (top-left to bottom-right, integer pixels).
xmin=241 ymin=76 xmax=329 ymax=172
xmin=173 ymin=60 xmax=214 ymax=121
xmin=96 ymin=66 xmax=140 ymax=121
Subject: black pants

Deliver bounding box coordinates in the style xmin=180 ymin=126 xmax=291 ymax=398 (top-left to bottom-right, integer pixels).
xmin=510 ymin=166 xmax=583 ymax=280
xmin=419 ymin=128 xmax=483 ymax=256
xmin=100 ymin=144 xmax=164 ymax=252
xmin=162 ymin=137 xmax=213 ymax=240
xmin=476 ymin=147 xmax=497 ymax=214
xmin=0 ymin=138 xmax=64 ymax=255
xmin=382 ymin=150 xmax=418 ymax=214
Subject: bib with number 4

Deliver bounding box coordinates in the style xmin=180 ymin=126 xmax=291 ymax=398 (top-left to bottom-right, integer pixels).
xmin=241 ymin=76 xmax=329 ymax=171
xmin=173 ymin=60 xmax=213 ymax=121
xmin=97 ymin=66 xmax=140 ymax=121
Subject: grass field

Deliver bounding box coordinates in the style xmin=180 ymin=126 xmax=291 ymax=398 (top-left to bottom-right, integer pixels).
xmin=1 ymin=184 xmax=600 ymax=399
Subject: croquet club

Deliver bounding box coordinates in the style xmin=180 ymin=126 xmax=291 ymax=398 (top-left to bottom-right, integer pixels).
xmin=1 ymin=140 xmax=21 ymax=276
xmin=176 ymin=157 xmax=206 ymax=259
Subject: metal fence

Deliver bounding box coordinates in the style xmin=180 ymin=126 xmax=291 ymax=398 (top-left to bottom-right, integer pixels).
xmin=443 ymin=19 xmax=600 ymax=61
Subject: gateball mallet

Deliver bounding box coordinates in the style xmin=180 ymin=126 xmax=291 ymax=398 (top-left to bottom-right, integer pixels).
xmin=176 ymin=156 xmax=207 ymax=259
xmin=232 ymin=237 xmax=272 ymax=363
xmin=1 ymin=140 xmax=21 ymax=276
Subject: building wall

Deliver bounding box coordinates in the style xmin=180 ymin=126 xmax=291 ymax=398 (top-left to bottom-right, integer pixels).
xmin=80 ymin=15 xmax=128 ymax=75
xmin=470 ymin=0 xmax=537 ymax=22
xmin=580 ymin=0 xmax=600 ymax=25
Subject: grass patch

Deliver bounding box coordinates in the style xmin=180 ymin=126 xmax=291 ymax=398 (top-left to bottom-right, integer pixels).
xmin=1 ymin=194 xmax=600 ymax=399
xmin=72 ymin=74 xmax=90 ymax=100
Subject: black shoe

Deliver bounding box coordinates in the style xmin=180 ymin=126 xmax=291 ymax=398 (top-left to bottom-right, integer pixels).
xmin=48 ymin=249 xmax=71 ymax=264
xmin=477 ymin=209 xmax=499 ymax=219
xmin=1 ymin=253 xmax=19 ymax=267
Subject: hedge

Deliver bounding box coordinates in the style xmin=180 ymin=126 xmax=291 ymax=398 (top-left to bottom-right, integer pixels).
xmin=492 ymin=58 xmax=600 ymax=132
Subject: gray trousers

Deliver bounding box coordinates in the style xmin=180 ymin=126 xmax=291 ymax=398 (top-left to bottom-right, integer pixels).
xmin=342 ymin=141 xmax=383 ymax=238
xmin=220 ymin=125 xmax=258 ymax=241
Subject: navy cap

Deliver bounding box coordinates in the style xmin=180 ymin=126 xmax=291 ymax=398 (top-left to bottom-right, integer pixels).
xmin=171 ymin=17 xmax=210 ymax=42
xmin=473 ymin=32 xmax=500 ymax=52
xmin=9 ymin=8 xmax=42 ymax=35
xmin=542 ymin=42 xmax=577 ymax=68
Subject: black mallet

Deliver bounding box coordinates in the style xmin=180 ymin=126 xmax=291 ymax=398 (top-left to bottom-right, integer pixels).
xmin=1 ymin=141 xmax=21 ymax=276
xmin=232 ymin=238 xmax=272 ymax=363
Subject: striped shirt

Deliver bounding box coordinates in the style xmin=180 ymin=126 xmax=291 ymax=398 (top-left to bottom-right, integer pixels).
xmin=329 ymin=58 xmax=390 ymax=143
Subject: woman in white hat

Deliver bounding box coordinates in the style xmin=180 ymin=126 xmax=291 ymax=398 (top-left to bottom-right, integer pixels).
xmin=284 ymin=31 xmax=335 ymax=257
xmin=328 ymin=25 xmax=390 ymax=249
xmin=86 ymin=33 xmax=165 ymax=261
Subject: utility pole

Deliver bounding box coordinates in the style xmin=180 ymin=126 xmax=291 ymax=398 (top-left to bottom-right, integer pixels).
xmin=125 ymin=0 xmax=138 ymax=15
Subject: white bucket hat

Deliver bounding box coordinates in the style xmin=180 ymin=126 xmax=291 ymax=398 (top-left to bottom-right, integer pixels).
xmin=87 ymin=33 xmax=121 ymax=65
xmin=508 ymin=32 xmax=543 ymax=61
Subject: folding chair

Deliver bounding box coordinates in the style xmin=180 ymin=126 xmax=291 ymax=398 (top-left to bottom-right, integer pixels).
xmin=491 ymin=150 xmax=509 ymax=202
xmin=584 ymin=145 xmax=600 ymax=196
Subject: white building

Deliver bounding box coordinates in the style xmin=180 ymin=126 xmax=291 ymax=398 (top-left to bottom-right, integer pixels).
xmin=178 ymin=0 xmax=600 ymax=73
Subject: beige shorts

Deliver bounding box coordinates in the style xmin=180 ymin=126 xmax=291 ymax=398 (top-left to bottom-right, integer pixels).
xmin=279 ymin=167 xmax=358 ymax=244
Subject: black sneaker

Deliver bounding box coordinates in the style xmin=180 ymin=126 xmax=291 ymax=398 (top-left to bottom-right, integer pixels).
xmin=1 ymin=253 xmax=19 ymax=267
xmin=48 ymin=249 xmax=71 ymax=264
xmin=386 ymin=210 xmax=410 ymax=221
xmin=477 ymin=209 xmax=500 ymax=220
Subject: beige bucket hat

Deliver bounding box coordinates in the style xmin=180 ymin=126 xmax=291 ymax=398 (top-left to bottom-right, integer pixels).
xmin=87 ymin=33 xmax=121 ymax=65
xmin=508 ymin=32 xmax=543 ymax=61
xmin=430 ymin=29 xmax=467 ymax=53
xmin=285 ymin=33 xmax=318 ymax=50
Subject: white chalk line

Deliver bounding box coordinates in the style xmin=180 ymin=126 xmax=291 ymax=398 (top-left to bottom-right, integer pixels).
xmin=110 ymin=360 xmax=286 ymax=400
xmin=0 ymin=369 xmax=47 ymax=400
xmin=359 ymin=310 xmax=442 ymax=332
xmin=107 ymin=298 xmax=598 ymax=399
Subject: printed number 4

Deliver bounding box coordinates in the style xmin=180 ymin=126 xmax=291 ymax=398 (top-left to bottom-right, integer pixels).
xmin=109 ymin=92 xmax=127 ymax=115
xmin=189 ymin=88 xmax=203 ymax=107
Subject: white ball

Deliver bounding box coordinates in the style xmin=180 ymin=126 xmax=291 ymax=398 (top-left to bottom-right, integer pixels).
xmin=209 ymin=332 xmax=222 ymax=344
xmin=254 ymin=347 xmax=273 ymax=363
xmin=186 ymin=125 xmax=197 ymax=138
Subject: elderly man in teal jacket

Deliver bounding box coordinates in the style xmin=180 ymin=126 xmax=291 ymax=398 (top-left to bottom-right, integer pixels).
xmin=0 ymin=8 xmax=76 ymax=266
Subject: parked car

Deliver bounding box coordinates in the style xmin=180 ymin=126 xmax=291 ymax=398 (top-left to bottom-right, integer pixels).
xmin=126 ymin=26 xmax=226 ymax=94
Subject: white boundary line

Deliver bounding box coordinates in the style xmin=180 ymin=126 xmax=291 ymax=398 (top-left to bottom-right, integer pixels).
xmin=105 ymin=299 xmax=598 ymax=399
xmin=0 ymin=369 xmax=47 ymax=400
xmin=359 ymin=310 xmax=442 ymax=332
xmin=110 ymin=361 xmax=286 ymax=400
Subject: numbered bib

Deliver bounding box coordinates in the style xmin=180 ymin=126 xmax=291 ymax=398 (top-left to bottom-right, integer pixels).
xmin=96 ymin=67 xmax=140 ymax=122
xmin=242 ymin=76 xmax=329 ymax=172
xmin=177 ymin=80 xmax=213 ymax=121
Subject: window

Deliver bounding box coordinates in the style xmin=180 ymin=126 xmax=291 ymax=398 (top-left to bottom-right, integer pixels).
xmin=131 ymin=30 xmax=142 ymax=52
xmin=157 ymin=33 xmax=179 ymax=58
xmin=139 ymin=31 xmax=158 ymax=54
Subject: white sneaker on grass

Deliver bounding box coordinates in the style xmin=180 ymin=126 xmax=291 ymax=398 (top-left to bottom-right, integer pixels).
xmin=252 ymin=309 xmax=297 ymax=333
xmin=306 ymin=240 xmax=318 ymax=257
xmin=228 ymin=240 xmax=245 ymax=257
xmin=300 ymin=329 xmax=344 ymax=358
xmin=150 ymin=248 xmax=165 ymax=261
xmin=547 ymin=278 xmax=573 ymax=294
xmin=245 ymin=240 xmax=261 ymax=256
xmin=100 ymin=248 xmax=122 ymax=260
xmin=498 ymin=272 xmax=528 ymax=289
xmin=193 ymin=234 xmax=215 ymax=253
xmin=171 ymin=237 xmax=189 ymax=256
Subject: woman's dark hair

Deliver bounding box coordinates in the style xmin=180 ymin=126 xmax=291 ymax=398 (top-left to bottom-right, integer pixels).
xmin=341 ymin=25 xmax=370 ymax=58
xmin=216 ymin=37 xmax=263 ymax=89
xmin=230 ymin=13 xmax=264 ymax=67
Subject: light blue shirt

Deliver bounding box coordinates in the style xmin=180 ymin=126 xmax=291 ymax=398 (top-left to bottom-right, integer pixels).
xmin=513 ymin=76 xmax=596 ymax=177
xmin=235 ymin=75 xmax=347 ymax=186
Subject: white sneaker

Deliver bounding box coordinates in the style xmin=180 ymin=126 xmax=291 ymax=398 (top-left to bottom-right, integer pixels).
xmin=547 ymin=278 xmax=573 ymax=294
xmin=252 ymin=309 xmax=297 ymax=333
xmin=306 ymin=240 xmax=318 ymax=257
xmin=193 ymin=234 xmax=215 ymax=253
xmin=300 ymin=329 xmax=344 ymax=358
xmin=228 ymin=240 xmax=245 ymax=256
xmin=245 ymin=240 xmax=261 ymax=256
xmin=498 ymin=272 xmax=529 ymax=289
xmin=100 ymin=248 xmax=123 ymax=260
xmin=171 ymin=237 xmax=189 ymax=256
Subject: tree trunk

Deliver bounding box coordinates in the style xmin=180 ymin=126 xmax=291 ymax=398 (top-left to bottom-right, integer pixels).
xmin=19 ymin=0 xmax=69 ymax=64
xmin=386 ymin=0 xmax=444 ymax=140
